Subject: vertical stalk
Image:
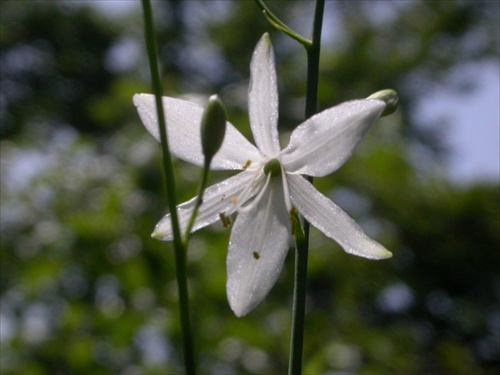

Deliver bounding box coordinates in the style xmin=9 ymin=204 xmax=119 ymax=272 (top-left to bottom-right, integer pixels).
xmin=305 ymin=1 xmax=324 ymax=120
xmin=289 ymin=1 xmax=324 ymax=374
xmin=183 ymin=160 xmax=210 ymax=245
xmin=141 ymin=1 xmax=196 ymax=373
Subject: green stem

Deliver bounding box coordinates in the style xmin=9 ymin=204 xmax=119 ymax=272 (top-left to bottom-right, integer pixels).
xmin=183 ymin=160 xmax=210 ymax=245
xmin=289 ymin=1 xmax=324 ymax=374
xmin=288 ymin=208 xmax=308 ymax=374
xmin=141 ymin=1 xmax=196 ymax=373
xmin=254 ymin=0 xmax=312 ymax=48
xmin=304 ymin=0 xmax=324 ymax=119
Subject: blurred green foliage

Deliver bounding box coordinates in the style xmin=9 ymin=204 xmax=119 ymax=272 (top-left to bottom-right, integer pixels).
xmin=1 ymin=1 xmax=498 ymax=374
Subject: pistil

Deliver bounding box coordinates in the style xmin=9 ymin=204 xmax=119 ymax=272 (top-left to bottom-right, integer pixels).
xmin=264 ymin=158 xmax=281 ymax=177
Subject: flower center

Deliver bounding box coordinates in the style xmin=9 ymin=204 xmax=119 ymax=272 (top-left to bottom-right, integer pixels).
xmin=263 ymin=158 xmax=281 ymax=177
xmin=229 ymin=157 xmax=293 ymax=216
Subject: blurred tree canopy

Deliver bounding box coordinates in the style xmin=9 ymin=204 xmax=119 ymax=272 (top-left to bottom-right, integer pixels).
xmin=1 ymin=1 xmax=498 ymax=374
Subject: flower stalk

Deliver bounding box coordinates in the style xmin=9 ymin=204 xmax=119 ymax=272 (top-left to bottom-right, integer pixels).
xmin=252 ymin=0 xmax=326 ymax=372
xmin=289 ymin=1 xmax=325 ymax=374
xmin=254 ymin=0 xmax=312 ymax=48
xmin=140 ymin=1 xmax=196 ymax=373
xmin=184 ymin=95 xmax=227 ymax=244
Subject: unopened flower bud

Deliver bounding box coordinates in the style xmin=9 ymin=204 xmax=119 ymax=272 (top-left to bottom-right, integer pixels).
xmin=201 ymin=94 xmax=227 ymax=163
xmin=368 ymin=89 xmax=398 ymax=117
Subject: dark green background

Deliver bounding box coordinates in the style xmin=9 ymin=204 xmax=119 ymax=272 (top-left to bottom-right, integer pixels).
xmin=1 ymin=1 xmax=498 ymax=374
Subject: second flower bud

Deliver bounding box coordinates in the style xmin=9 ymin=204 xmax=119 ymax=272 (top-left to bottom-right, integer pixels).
xmin=201 ymin=94 xmax=227 ymax=165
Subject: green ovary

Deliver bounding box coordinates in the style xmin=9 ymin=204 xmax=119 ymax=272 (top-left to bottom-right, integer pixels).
xmin=263 ymin=158 xmax=281 ymax=177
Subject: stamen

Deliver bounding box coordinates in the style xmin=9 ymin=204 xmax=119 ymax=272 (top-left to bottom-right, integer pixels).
xmin=251 ymin=184 xmax=275 ymax=260
xmin=231 ymin=159 xmax=287 ymax=215
xmin=289 ymin=208 xmax=297 ymax=235
xmin=231 ymin=170 xmax=263 ymax=206
xmin=238 ymin=172 xmax=271 ymax=213
xmin=219 ymin=212 xmax=232 ymax=227
xmin=242 ymin=160 xmax=252 ymax=170
xmin=280 ymin=164 xmax=292 ymax=212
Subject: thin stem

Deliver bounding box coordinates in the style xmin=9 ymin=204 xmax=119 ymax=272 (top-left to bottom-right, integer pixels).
xmin=254 ymin=0 xmax=312 ymax=48
xmin=141 ymin=1 xmax=196 ymax=373
xmin=183 ymin=160 xmax=210 ymax=245
xmin=305 ymin=0 xmax=324 ymax=119
xmin=289 ymin=208 xmax=308 ymax=375
xmin=289 ymin=1 xmax=325 ymax=374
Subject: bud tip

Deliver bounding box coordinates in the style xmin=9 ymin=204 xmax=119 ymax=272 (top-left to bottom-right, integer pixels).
xmin=368 ymin=89 xmax=399 ymax=117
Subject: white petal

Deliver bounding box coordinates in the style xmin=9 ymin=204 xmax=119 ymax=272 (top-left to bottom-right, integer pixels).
xmin=152 ymin=171 xmax=258 ymax=240
xmin=226 ymin=179 xmax=290 ymax=317
xmin=133 ymin=94 xmax=262 ymax=170
xmin=288 ymin=174 xmax=392 ymax=259
xmin=248 ymin=33 xmax=280 ymax=157
xmin=281 ymin=99 xmax=385 ymax=177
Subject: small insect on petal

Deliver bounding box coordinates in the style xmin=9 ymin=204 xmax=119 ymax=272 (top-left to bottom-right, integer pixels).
xmin=253 ymin=251 xmax=260 ymax=260
xmin=219 ymin=212 xmax=232 ymax=228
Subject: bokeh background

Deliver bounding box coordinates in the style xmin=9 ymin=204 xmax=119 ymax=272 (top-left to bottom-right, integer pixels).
xmin=1 ymin=1 xmax=499 ymax=374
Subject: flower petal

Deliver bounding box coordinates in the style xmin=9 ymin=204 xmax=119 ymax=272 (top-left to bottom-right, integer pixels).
xmin=281 ymin=99 xmax=385 ymax=177
xmin=133 ymin=94 xmax=262 ymax=170
xmin=288 ymin=174 xmax=392 ymax=259
xmin=248 ymin=33 xmax=280 ymax=157
xmin=226 ymin=179 xmax=290 ymax=317
xmin=152 ymin=171 xmax=259 ymax=241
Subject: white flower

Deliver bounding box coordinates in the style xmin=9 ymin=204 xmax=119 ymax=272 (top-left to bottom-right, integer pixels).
xmin=133 ymin=33 xmax=392 ymax=317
